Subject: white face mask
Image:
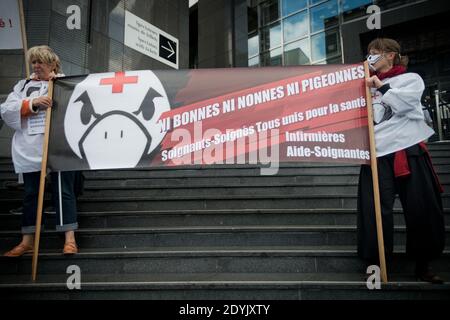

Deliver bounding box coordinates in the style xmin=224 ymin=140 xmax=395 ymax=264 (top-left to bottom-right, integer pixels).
xmin=367 ymin=54 xmax=383 ymax=71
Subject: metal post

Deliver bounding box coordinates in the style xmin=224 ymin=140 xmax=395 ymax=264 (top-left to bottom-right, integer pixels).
xmin=435 ymin=89 xmax=443 ymax=141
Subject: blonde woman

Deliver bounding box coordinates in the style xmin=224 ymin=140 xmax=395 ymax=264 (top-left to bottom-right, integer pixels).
xmin=1 ymin=45 xmax=79 ymax=256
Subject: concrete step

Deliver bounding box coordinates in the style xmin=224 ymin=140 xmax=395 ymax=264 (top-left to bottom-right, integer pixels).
xmin=1 ymin=226 xmax=449 ymax=250
xmin=1 ymin=193 xmax=450 ymax=212
xmin=427 ymin=141 xmax=450 ymax=148
xmin=1 ymin=185 xmax=363 ymax=198
xmin=1 ymin=164 xmax=449 ymax=181
xmin=82 ymin=173 xmax=450 ymax=187
xmin=1 ymin=156 xmax=449 ymax=172
xmin=82 ymin=176 xmax=379 ymax=188
xmin=5 ymin=183 xmax=450 ymax=199
xmin=1 ymin=246 xmax=449 ymax=276
xmin=1 ymin=209 xmax=449 ymax=231
xmin=423 ymin=150 xmax=450 ymax=157
xmin=0 ymin=162 xmax=450 ymax=180
xmin=60 ymin=164 xmax=450 ymax=179
xmin=1 ymin=272 xmax=449 ymax=300
xmin=0 ymin=173 xmax=450 ymax=195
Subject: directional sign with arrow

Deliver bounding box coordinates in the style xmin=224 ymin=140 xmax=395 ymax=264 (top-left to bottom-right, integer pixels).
xmin=159 ymin=34 xmax=177 ymax=64
xmin=124 ymin=11 xmax=179 ymax=69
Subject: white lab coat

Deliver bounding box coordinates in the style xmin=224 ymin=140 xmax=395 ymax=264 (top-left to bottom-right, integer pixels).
xmin=1 ymin=78 xmax=49 ymax=173
xmin=371 ymin=72 xmax=435 ymax=157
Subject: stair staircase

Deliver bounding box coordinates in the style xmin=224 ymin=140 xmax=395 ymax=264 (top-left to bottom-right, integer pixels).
xmin=0 ymin=142 xmax=449 ymax=300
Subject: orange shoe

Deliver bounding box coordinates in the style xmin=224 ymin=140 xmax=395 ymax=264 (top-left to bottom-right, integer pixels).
xmin=4 ymin=243 xmax=33 ymax=257
xmin=63 ymin=242 xmax=78 ymax=255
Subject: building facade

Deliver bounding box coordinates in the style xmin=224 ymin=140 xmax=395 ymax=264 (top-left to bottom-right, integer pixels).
xmin=2 ymin=0 xmax=450 ymax=154
xmin=193 ymin=0 xmax=450 ymax=91
xmin=0 ymin=0 xmax=189 ymax=94
xmin=0 ymin=0 xmax=189 ymax=155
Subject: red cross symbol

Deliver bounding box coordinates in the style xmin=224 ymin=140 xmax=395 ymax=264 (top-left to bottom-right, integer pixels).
xmin=100 ymin=72 xmax=138 ymax=93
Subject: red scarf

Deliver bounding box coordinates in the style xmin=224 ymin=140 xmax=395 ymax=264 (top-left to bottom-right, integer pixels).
xmin=373 ymin=65 xmax=407 ymax=80
xmin=394 ymin=143 xmax=444 ymax=193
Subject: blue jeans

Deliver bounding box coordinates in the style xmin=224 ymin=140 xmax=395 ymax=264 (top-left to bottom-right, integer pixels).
xmin=22 ymin=171 xmax=79 ymax=234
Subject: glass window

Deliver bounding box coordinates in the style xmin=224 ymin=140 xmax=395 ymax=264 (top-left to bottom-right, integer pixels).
xmin=249 ymin=56 xmax=260 ymax=67
xmin=261 ymin=23 xmax=282 ymax=51
xmin=261 ymin=0 xmax=281 ymax=25
xmin=108 ymin=2 xmax=125 ymax=43
xmin=108 ymin=40 xmax=124 ymax=71
xmin=342 ymin=0 xmax=373 ymax=11
xmin=313 ymin=56 xmax=342 ymax=64
xmin=310 ymin=0 xmax=326 ymax=5
xmin=326 ymin=55 xmax=343 ymax=64
xmin=262 ymin=47 xmax=283 ymax=66
xmin=282 ymin=0 xmax=307 ymax=17
xmin=342 ymin=0 xmax=373 ymax=21
xmin=248 ymin=34 xmax=259 ymax=58
xmin=311 ymin=28 xmax=341 ymax=62
xmin=248 ymin=5 xmax=258 ymax=33
xmin=310 ymin=0 xmax=339 ymax=33
xmin=283 ymin=10 xmax=309 ymax=43
xmin=376 ymin=0 xmax=418 ymax=11
xmin=284 ymin=38 xmax=310 ymax=65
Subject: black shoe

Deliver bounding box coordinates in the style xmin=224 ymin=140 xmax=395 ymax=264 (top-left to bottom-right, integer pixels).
xmin=415 ymin=260 xmax=444 ymax=284
xmin=4 ymin=181 xmax=24 ymax=190
xmin=415 ymin=270 xmax=444 ymax=284
xmin=9 ymin=207 xmax=23 ymax=215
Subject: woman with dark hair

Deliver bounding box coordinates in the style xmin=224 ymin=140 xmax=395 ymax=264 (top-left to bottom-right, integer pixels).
xmin=358 ymin=38 xmax=445 ymax=283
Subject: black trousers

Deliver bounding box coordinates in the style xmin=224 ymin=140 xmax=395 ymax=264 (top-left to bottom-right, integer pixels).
xmin=357 ymin=143 xmax=445 ymax=263
xmin=22 ymin=171 xmax=79 ymax=234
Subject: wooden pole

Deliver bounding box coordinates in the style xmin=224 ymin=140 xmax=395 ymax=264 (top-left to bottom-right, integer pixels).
xmin=364 ymin=61 xmax=388 ymax=283
xmin=17 ymin=0 xmax=30 ymax=78
xmin=31 ymin=80 xmax=54 ymax=282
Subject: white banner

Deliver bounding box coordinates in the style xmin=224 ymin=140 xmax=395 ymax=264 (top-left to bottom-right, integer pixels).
xmin=0 ymin=0 xmax=23 ymax=50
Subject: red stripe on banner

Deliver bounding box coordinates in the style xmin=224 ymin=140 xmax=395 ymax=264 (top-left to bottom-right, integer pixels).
xmin=159 ymin=94 xmax=368 ymax=151
xmin=158 ymin=65 xmax=365 ymax=125
xmin=158 ymin=81 xmax=367 ymax=150
xmin=150 ymin=64 xmax=370 ymax=166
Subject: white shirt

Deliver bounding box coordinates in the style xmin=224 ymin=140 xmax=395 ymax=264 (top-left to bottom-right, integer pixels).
xmin=371 ymin=72 xmax=435 ymax=157
xmin=1 ymin=79 xmax=49 ymax=173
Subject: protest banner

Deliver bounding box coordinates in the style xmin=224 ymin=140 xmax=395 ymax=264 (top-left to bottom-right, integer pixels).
xmin=32 ymin=64 xmax=387 ymax=283
xmin=48 ymin=65 xmax=370 ymax=171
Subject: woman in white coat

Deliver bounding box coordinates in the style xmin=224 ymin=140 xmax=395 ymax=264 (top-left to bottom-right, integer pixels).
xmin=1 ymin=46 xmax=79 ymax=256
xmin=358 ymin=38 xmax=445 ymax=283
